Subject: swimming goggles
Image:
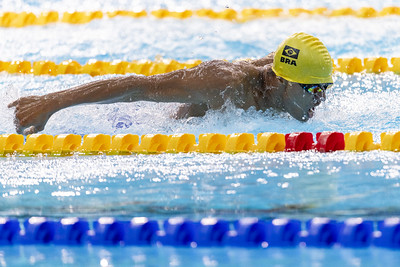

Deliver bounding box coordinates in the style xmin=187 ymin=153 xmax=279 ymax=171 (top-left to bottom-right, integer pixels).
xmin=299 ymin=83 xmax=333 ymax=95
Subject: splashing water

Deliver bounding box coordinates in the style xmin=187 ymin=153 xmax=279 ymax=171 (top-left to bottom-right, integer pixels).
xmin=2 ymin=72 xmax=400 ymax=137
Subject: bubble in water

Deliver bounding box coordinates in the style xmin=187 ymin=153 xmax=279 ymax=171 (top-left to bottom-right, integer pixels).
xmin=114 ymin=115 xmax=133 ymax=129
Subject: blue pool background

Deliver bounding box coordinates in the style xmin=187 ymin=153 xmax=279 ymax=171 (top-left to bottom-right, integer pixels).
xmin=2 ymin=0 xmax=400 ymax=266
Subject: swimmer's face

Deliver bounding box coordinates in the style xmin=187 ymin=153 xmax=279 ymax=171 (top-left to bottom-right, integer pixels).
xmin=282 ymin=81 xmax=328 ymax=121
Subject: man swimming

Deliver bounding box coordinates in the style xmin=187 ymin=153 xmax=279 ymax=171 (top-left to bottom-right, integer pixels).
xmin=8 ymin=32 xmax=333 ymax=135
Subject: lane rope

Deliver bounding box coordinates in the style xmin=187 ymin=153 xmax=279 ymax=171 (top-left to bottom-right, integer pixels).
xmin=0 ymin=57 xmax=399 ymax=76
xmin=1 ymin=7 xmax=400 ymax=27
xmin=0 ymin=216 xmax=399 ymax=248
xmin=0 ymin=131 xmax=399 ymax=156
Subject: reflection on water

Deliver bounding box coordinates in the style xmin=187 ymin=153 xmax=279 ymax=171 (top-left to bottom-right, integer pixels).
xmin=0 ymin=151 xmax=399 ymax=220
xmin=1 ymin=244 xmax=400 ymax=266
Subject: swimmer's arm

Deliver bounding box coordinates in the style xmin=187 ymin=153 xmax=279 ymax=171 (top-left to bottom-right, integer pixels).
xmin=13 ymin=75 xmax=159 ymax=112
xmin=8 ymin=75 xmax=165 ymax=134
xmin=120 ymin=61 xmax=237 ymax=107
xmin=248 ymin=52 xmax=274 ymax=67
xmin=10 ymin=59 xmax=240 ymax=113
xmin=59 ymin=75 xmax=158 ymax=106
xmin=54 ymin=65 xmax=228 ymax=108
xmin=8 ymin=60 xmax=241 ymax=134
xmin=23 ymin=71 xmax=205 ymax=110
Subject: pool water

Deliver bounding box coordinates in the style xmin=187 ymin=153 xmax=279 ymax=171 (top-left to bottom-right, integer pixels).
xmin=1 ymin=0 xmax=400 ymax=266
xmin=1 ymin=245 xmax=400 ymax=267
xmin=1 ymin=152 xmax=400 ymax=222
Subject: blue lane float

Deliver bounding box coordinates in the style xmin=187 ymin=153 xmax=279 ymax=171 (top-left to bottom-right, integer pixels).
xmin=0 ymin=217 xmax=400 ymax=249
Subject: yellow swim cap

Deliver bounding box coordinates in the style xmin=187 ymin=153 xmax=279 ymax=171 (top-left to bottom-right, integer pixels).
xmin=272 ymin=32 xmax=333 ymax=84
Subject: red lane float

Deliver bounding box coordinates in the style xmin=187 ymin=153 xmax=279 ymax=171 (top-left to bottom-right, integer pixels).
xmin=284 ymin=132 xmax=314 ymax=152
xmin=314 ymin=132 xmax=345 ymax=152
xmin=285 ymin=132 xmax=345 ymax=152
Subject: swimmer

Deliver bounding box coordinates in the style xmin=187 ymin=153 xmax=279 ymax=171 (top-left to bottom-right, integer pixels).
xmin=8 ymin=32 xmax=333 ymax=135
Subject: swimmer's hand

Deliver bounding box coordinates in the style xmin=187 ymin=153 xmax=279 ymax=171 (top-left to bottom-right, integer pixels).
xmin=8 ymin=96 xmax=55 ymax=135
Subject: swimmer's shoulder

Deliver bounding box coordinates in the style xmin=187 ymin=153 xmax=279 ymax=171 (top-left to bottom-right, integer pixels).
xmin=246 ymin=52 xmax=275 ymax=67
xmin=191 ymin=58 xmax=271 ymax=81
xmin=197 ymin=59 xmax=232 ymax=67
xmin=197 ymin=53 xmax=274 ymax=69
xmin=193 ymin=59 xmax=249 ymax=73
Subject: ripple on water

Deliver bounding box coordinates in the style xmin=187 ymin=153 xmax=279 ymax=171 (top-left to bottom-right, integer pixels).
xmin=0 ymin=151 xmax=399 ymax=220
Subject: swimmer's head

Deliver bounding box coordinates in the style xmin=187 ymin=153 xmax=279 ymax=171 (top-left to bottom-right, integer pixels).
xmin=271 ymin=33 xmax=333 ymax=121
xmin=272 ymin=32 xmax=333 ymax=84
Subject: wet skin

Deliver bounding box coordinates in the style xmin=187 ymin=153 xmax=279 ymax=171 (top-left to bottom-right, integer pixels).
xmin=281 ymin=80 xmax=326 ymax=121
xmin=8 ymin=53 xmax=327 ymax=135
